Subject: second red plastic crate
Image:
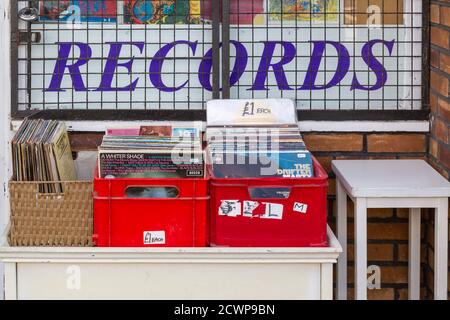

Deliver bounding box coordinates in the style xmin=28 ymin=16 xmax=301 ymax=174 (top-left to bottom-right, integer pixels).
xmin=209 ymin=157 xmax=328 ymax=247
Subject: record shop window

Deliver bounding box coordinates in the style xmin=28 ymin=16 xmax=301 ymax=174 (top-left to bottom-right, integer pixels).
xmin=13 ymin=1 xmax=425 ymax=118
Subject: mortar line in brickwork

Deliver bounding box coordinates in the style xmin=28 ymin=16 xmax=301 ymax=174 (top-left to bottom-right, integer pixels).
xmin=430 ymin=43 xmax=450 ymax=57
xmin=430 ymin=65 xmax=450 ymax=81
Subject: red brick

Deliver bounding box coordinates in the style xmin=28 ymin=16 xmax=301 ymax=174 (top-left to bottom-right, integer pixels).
xmin=440 ymin=52 xmax=450 ymax=74
xmin=303 ymin=134 xmax=364 ymax=152
xmin=397 ymin=288 xmax=428 ymax=300
xmin=431 ymin=70 xmax=449 ymax=96
xmin=346 ymin=288 xmax=396 ymax=300
xmin=347 ymin=222 xmax=409 ymax=241
xmin=367 ymin=134 xmax=426 ymax=153
xmin=438 ymin=144 xmax=450 ymax=169
xmin=380 ymin=266 xmax=411 ymax=284
xmin=69 ymin=132 xmax=103 ymax=151
xmin=368 ymin=223 xmax=409 ymax=241
xmin=431 ymin=4 xmax=440 ymax=24
xmin=438 ymin=97 xmax=450 ymax=121
xmin=431 ymin=26 xmax=449 ymax=49
xmin=347 ymin=243 xmax=394 ymax=262
xmin=398 ymin=244 xmax=427 ymax=263
xmin=368 ymin=208 xmax=393 ymax=219
xmin=430 ymin=138 xmax=439 ymax=159
xmin=434 ymin=118 xmax=449 ymax=144
xmin=440 ymin=6 xmax=450 ymax=28
xmin=430 ymin=93 xmax=438 ymax=114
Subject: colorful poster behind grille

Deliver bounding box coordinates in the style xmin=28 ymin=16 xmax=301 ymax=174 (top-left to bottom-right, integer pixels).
xmin=344 ymin=0 xmax=404 ymax=25
xmin=39 ymin=0 xmax=117 ymax=22
xmin=201 ymin=0 xmax=265 ymax=25
xmin=124 ymin=0 xmax=202 ymax=24
xmin=269 ymin=0 xmax=338 ymax=22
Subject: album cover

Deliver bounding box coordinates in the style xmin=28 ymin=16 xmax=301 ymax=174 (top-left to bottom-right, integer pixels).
xmin=344 ymin=0 xmax=404 ymax=25
xmin=98 ymin=151 xmax=205 ymax=178
xmin=124 ymin=0 xmax=201 ymax=24
xmin=200 ymin=0 xmax=265 ymax=25
xmin=39 ymin=0 xmax=117 ymax=22
xmin=211 ymin=150 xmax=314 ymax=178
xmin=269 ymin=0 xmax=339 ymax=23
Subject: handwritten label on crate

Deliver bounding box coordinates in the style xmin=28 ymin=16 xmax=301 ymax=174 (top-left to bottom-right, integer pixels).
xmin=293 ymin=202 xmax=308 ymax=214
xmin=221 ymin=200 xmax=283 ymax=220
xmin=143 ymin=231 xmax=166 ymax=245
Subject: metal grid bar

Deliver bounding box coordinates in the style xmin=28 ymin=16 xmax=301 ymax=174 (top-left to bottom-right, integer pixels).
xmin=212 ymin=0 xmax=220 ymax=99
xmin=10 ymin=0 xmax=429 ymax=120
xmin=222 ymin=0 xmax=230 ymax=98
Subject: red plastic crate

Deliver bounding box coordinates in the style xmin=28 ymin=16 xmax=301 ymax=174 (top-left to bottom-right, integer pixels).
xmin=209 ymin=157 xmax=328 ymax=247
xmin=93 ymin=169 xmax=209 ymax=247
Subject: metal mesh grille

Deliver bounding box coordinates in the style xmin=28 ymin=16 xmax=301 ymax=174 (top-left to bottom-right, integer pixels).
xmin=12 ymin=0 xmax=426 ymax=118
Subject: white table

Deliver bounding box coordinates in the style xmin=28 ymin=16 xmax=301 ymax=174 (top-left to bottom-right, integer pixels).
xmin=332 ymin=160 xmax=450 ymax=300
xmin=0 ymin=226 xmax=341 ymax=300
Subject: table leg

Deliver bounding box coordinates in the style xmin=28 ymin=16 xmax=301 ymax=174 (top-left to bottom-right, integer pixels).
xmin=408 ymin=208 xmax=421 ymax=300
xmin=435 ymin=198 xmax=448 ymax=300
xmin=355 ymin=197 xmax=367 ymax=300
xmin=336 ymin=179 xmax=348 ymax=300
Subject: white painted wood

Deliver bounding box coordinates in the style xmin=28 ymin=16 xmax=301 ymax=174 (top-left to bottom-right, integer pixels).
xmin=0 ymin=228 xmax=341 ymax=300
xmin=408 ymin=208 xmax=421 ymax=300
xmin=17 ymin=262 xmax=322 ymax=300
xmin=434 ymin=198 xmax=449 ymax=300
xmin=366 ymin=197 xmax=443 ymax=209
xmin=336 ymin=179 xmax=348 ymax=300
xmin=354 ymin=198 xmax=368 ymax=300
xmin=332 ymin=160 xmax=450 ymax=198
xmin=320 ymin=264 xmax=334 ymax=300
xmin=11 ymin=120 xmax=430 ymax=133
xmin=4 ymin=263 xmax=16 ymax=300
xmin=0 ymin=0 xmax=12 ymax=301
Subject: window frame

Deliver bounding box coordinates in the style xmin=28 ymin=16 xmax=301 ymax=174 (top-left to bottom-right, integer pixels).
xmin=10 ymin=0 xmax=430 ymax=122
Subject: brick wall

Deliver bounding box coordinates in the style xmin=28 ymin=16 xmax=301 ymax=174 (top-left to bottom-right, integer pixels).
xmin=428 ymin=0 xmax=450 ymax=300
xmin=303 ymin=132 xmax=429 ymax=300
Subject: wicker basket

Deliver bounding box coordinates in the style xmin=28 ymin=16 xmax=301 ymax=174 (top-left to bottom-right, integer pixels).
xmin=8 ymin=181 xmax=93 ymax=247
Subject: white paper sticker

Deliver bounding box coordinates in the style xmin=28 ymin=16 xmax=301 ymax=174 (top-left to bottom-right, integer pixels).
xmin=143 ymin=231 xmax=166 ymax=245
xmin=219 ymin=200 xmax=242 ymax=217
xmin=293 ymin=202 xmax=308 ymax=214
xmin=260 ymin=203 xmax=284 ymax=220
xmin=243 ymin=201 xmax=260 ymax=217
xmin=207 ymin=99 xmax=297 ymax=126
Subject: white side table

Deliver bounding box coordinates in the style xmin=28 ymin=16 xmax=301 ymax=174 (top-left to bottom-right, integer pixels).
xmin=332 ymin=160 xmax=450 ymax=300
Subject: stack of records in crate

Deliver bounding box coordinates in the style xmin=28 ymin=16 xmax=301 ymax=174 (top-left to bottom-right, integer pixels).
xmin=206 ymin=99 xmax=314 ymax=179
xmin=98 ymin=123 xmax=205 ymax=179
xmin=11 ymin=119 xmax=76 ymax=192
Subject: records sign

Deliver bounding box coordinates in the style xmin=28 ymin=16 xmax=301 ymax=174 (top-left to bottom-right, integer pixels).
xmin=20 ymin=1 xmax=423 ymax=111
